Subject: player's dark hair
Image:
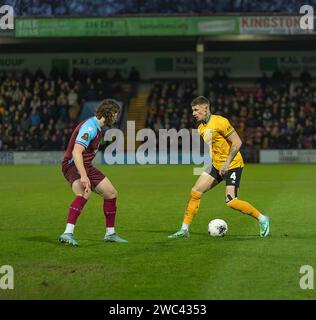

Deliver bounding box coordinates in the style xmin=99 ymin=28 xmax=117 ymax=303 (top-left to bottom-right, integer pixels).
xmin=191 ymin=96 xmax=210 ymax=108
xmin=95 ymin=99 xmax=121 ymax=126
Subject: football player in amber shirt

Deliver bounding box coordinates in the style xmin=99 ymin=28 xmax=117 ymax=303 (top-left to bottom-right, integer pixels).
xmin=169 ymin=96 xmax=269 ymax=238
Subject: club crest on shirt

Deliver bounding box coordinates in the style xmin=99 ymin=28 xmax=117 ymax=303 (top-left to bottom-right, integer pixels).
xmin=81 ymin=133 xmax=89 ymax=141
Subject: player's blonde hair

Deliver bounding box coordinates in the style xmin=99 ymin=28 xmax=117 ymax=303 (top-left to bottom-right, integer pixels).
xmin=95 ymin=99 xmax=121 ymax=126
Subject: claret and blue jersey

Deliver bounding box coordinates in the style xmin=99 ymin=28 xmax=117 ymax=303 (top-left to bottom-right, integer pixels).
xmin=62 ymin=116 xmax=103 ymax=168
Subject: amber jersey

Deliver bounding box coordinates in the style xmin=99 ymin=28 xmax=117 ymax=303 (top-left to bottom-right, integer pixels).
xmin=62 ymin=116 xmax=102 ymax=168
xmin=198 ymin=115 xmax=244 ymax=170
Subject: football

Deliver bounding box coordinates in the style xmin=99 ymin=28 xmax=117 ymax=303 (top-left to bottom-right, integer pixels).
xmin=208 ymin=219 xmax=228 ymax=237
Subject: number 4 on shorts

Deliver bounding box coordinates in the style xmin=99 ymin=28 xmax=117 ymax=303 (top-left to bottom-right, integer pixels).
xmin=230 ymin=172 xmax=236 ymax=181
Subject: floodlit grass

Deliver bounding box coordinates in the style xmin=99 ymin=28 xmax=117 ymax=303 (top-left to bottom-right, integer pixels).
xmin=0 ymin=164 xmax=315 ymax=299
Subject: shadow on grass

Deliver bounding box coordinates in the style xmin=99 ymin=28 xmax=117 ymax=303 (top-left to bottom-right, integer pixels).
xmin=124 ymin=229 xmax=270 ymax=239
xmin=218 ymin=234 xmax=260 ymax=241
xmin=124 ymin=228 xmax=171 ymax=234
xmin=21 ymin=236 xmax=58 ymax=244
xmin=20 ymin=233 xmax=287 ymax=248
xmin=161 ymin=230 xmax=290 ymax=240
xmin=20 ymin=236 xmax=111 ymax=249
xmin=203 ymin=234 xmax=290 ymax=241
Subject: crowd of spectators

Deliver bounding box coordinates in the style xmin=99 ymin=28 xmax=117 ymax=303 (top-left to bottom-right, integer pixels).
xmin=146 ymin=69 xmax=316 ymax=162
xmin=0 ymin=68 xmax=136 ymax=151
xmin=1 ymin=64 xmax=315 ymax=161
xmin=147 ymin=81 xmax=197 ymax=134
xmin=7 ymin=0 xmax=312 ymax=16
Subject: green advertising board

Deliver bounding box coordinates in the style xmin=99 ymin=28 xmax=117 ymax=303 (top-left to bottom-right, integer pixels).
xmin=15 ymin=16 xmax=239 ymax=37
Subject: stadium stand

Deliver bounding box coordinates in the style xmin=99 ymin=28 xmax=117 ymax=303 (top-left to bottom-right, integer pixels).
xmin=146 ymin=69 xmax=316 ymax=162
xmin=6 ymin=0 xmax=316 ymax=16
xmin=0 ymin=69 xmax=135 ymax=151
xmin=1 ymin=65 xmax=315 ymax=159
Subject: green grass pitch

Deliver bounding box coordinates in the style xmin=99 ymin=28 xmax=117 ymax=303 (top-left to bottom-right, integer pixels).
xmin=0 ymin=164 xmax=315 ymax=300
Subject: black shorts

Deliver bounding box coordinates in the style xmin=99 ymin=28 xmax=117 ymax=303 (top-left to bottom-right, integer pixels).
xmin=204 ymin=164 xmax=243 ymax=188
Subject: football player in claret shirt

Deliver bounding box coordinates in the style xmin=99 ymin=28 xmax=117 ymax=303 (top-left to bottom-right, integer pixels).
xmin=59 ymin=99 xmax=128 ymax=246
xmin=169 ymin=96 xmax=270 ymax=238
